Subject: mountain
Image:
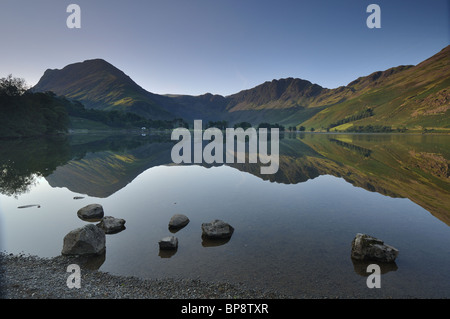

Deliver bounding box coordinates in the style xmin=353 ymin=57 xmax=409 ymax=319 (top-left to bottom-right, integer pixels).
xmin=226 ymin=77 xmax=360 ymax=111
xmin=154 ymin=92 xmax=229 ymax=122
xmin=224 ymin=46 xmax=449 ymax=130
xmin=32 ymin=59 xmax=175 ymax=120
xmin=32 ymin=59 xmax=325 ymax=125
xmin=301 ymin=46 xmax=450 ymax=131
xmin=32 ymin=46 xmax=450 ymax=130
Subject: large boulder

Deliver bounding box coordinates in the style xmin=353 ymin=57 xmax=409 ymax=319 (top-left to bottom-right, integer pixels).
xmin=168 ymin=214 xmax=190 ymax=230
xmin=351 ymin=233 xmax=399 ymax=263
xmin=97 ymin=216 xmax=126 ymax=234
xmin=201 ymin=220 xmax=234 ymax=239
xmin=77 ymin=204 xmax=104 ymax=221
xmin=62 ymin=224 xmax=106 ymax=256
xmin=159 ymin=236 xmax=178 ymax=250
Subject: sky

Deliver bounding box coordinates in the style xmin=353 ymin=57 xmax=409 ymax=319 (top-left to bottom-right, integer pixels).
xmin=0 ymin=0 xmax=448 ymax=96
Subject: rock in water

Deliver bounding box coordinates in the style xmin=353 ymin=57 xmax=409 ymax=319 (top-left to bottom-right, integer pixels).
xmin=62 ymin=224 xmax=106 ymax=256
xmin=77 ymin=204 xmax=104 ymax=221
xmin=351 ymin=233 xmax=399 ymax=263
xmin=97 ymin=216 xmax=126 ymax=234
xmin=159 ymin=236 xmax=178 ymax=250
xmin=17 ymin=204 xmax=41 ymax=209
xmin=168 ymin=214 xmax=190 ymax=230
xmin=201 ymin=220 xmax=234 ymax=239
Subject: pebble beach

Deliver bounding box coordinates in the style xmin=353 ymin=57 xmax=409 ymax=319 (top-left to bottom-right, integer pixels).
xmin=0 ymin=252 xmax=290 ymax=299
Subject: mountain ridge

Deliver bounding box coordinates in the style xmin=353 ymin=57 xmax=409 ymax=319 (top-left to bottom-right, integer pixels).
xmin=302 ymin=45 xmax=450 ymax=131
xmin=32 ymin=46 xmax=450 ymax=129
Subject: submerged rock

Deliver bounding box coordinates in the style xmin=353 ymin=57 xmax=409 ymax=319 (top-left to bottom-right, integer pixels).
xmin=168 ymin=214 xmax=190 ymax=230
xmin=17 ymin=204 xmax=41 ymax=209
xmin=97 ymin=216 xmax=126 ymax=234
xmin=351 ymin=233 xmax=399 ymax=263
xmin=77 ymin=204 xmax=104 ymax=221
xmin=159 ymin=236 xmax=178 ymax=250
xmin=62 ymin=224 xmax=106 ymax=256
xmin=201 ymin=220 xmax=234 ymax=239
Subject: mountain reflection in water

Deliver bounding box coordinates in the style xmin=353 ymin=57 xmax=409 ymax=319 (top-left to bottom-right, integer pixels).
xmin=2 ymin=132 xmax=447 ymax=225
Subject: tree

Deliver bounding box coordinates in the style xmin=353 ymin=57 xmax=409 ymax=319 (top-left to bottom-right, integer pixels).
xmin=257 ymin=122 xmax=285 ymax=131
xmin=0 ymin=74 xmax=28 ymax=96
xmin=0 ymin=90 xmax=70 ymax=137
xmin=299 ymin=126 xmax=305 ymax=132
xmin=207 ymin=120 xmax=228 ymax=130
xmin=234 ymin=121 xmax=252 ymax=130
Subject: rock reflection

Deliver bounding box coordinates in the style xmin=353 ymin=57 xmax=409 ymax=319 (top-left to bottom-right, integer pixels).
xmin=158 ymin=249 xmax=178 ymax=258
xmin=351 ymin=258 xmax=398 ymax=276
xmin=64 ymin=250 xmax=106 ymax=270
xmin=201 ymin=236 xmax=231 ymax=247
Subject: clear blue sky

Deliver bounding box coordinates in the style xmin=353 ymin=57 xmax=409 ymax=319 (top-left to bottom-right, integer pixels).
xmin=0 ymin=0 xmax=448 ymax=96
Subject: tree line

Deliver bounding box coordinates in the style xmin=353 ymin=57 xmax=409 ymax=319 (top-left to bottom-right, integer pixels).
xmin=329 ymin=108 xmax=374 ymax=129
xmin=205 ymin=121 xmax=287 ymax=131
xmin=0 ymin=75 xmax=69 ymax=138
xmin=0 ymin=75 xmax=188 ymax=138
xmin=64 ymin=94 xmax=188 ymax=130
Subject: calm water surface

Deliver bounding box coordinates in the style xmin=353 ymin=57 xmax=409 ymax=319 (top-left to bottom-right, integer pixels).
xmin=1 ymin=133 xmax=449 ymax=298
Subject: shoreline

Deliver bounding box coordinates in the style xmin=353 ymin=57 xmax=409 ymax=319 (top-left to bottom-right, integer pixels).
xmin=0 ymin=252 xmax=291 ymax=299
xmin=1 ymin=130 xmax=449 ymax=140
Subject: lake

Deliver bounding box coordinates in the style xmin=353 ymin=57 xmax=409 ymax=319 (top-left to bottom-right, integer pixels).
xmin=1 ymin=132 xmax=449 ymax=298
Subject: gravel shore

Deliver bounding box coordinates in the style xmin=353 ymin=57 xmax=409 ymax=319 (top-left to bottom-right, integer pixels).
xmin=0 ymin=252 xmax=291 ymax=299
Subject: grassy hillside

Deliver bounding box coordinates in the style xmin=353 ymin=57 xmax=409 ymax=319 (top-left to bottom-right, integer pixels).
xmin=300 ymin=46 xmax=450 ymax=132
xmin=32 ymin=59 xmax=175 ymax=120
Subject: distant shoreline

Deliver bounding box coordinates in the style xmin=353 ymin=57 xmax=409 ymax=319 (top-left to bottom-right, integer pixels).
xmin=1 ymin=129 xmax=449 ymax=141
